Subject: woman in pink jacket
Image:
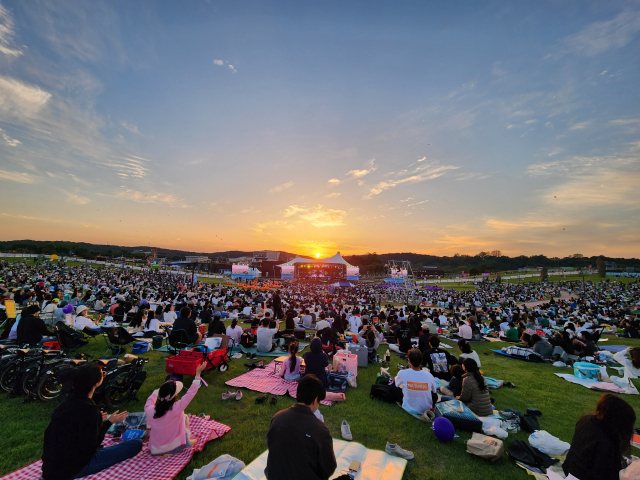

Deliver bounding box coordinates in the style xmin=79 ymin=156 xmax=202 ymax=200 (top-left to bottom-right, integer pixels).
xmin=144 ymin=362 xmax=206 ymax=455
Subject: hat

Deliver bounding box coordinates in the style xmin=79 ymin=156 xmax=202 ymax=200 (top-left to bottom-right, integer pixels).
xmin=76 ymin=305 xmax=89 ymax=315
xmin=214 ymin=311 xmax=221 ymax=317
xmin=161 ymin=381 xmax=184 ymax=401
xmin=52 ymin=298 xmax=60 ymax=303
xmin=59 ymin=300 xmax=68 ymax=307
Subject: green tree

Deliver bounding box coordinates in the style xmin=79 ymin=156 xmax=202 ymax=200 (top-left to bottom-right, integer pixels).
xmin=469 ymin=267 xmax=480 ymax=276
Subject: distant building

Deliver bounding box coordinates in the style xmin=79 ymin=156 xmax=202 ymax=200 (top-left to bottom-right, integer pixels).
xmin=415 ymin=267 xmax=445 ymax=277
xmin=605 ymin=261 xmax=617 ymax=270
xmin=254 ymin=250 xmax=280 ymax=262
xmin=185 ymin=256 xmax=210 ymax=263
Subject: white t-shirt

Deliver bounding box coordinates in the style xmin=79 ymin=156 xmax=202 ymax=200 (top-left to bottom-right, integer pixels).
xmin=316 ymin=320 xmax=330 ymax=331
xmin=460 ymin=350 xmax=482 ymax=368
xmin=348 ymin=316 xmax=362 ymax=333
xmin=301 ymin=315 xmax=313 ymax=329
xmin=163 ymin=311 xmax=177 ymax=324
xmin=500 ymin=321 xmax=510 ymax=331
xmin=458 ymin=324 xmax=473 ymax=340
xmin=73 ymin=316 xmax=98 ymax=330
xmin=438 ymin=315 xmax=448 ymax=326
xmin=256 ymin=327 xmax=278 ymax=352
xmin=226 ymin=325 xmax=243 ymax=345
xmin=394 ymin=368 xmax=437 ymax=415
xmin=144 ymin=318 xmax=162 ymax=333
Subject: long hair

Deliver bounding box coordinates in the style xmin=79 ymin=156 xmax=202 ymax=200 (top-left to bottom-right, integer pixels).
xmin=62 ymin=364 xmax=103 ymax=398
xmin=462 ymin=358 xmax=487 ymax=391
xmin=594 ymin=393 xmax=636 ymax=452
xmin=154 ymin=381 xmax=178 ymax=419
xmin=288 ymin=342 xmax=299 ymax=373
xmin=458 ymin=339 xmax=472 ymax=354
xmin=145 ymin=310 xmax=155 ymax=329
xmin=129 ymin=308 xmax=146 ymax=328
xmin=630 ymin=348 xmax=640 ymax=369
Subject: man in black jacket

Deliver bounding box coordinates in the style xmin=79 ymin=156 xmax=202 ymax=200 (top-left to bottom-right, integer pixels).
xmin=172 ymin=306 xmax=201 ymax=344
xmin=421 ymin=335 xmax=458 ymax=380
xmin=265 ymin=375 xmax=337 ymax=480
xmin=42 ymin=364 xmax=141 ymax=480
xmin=16 ymin=305 xmax=55 ymax=345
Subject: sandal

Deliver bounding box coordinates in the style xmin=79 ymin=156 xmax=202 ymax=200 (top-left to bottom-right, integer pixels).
xmin=255 ymin=394 xmax=268 ymax=404
xmin=270 ymin=396 xmax=277 ymax=406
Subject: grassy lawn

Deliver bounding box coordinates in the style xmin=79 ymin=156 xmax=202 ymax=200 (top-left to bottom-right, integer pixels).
xmin=1 ymin=321 xmax=639 ymax=479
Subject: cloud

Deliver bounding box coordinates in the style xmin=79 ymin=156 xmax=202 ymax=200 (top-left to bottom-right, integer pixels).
xmin=0 ymin=169 xmax=37 ymax=184
xmin=492 ymin=62 xmax=506 ymax=76
xmin=121 ymin=121 xmax=141 ymax=135
xmin=407 ymin=200 xmax=428 ymax=207
xmin=269 ymin=181 xmax=294 ymax=193
xmin=346 ymin=159 xmax=377 ymax=178
xmin=213 ymin=59 xmax=224 ymax=66
xmin=486 ymin=218 xmax=561 ymax=232
xmin=325 ymin=192 xmax=341 ymax=198
xmin=228 ymin=64 xmax=237 ymax=73
xmin=63 ymin=192 xmax=91 ymax=205
xmin=524 ymin=119 xmax=537 ymax=124
xmin=0 ymin=127 xmax=20 ymax=146
xmin=547 ymin=147 xmax=564 ymax=157
xmin=299 ymin=205 xmax=346 ymax=228
xmin=116 ymin=188 xmax=188 ymax=208
xmin=283 ymin=205 xmax=306 ymax=217
xmin=543 ymin=171 xmax=640 ymax=207
xmin=240 ymin=206 xmax=255 ymax=214
xmin=456 ymin=172 xmax=491 ymax=181
xmin=327 ymin=178 xmax=341 ymax=186
xmin=399 ymin=197 xmax=412 ymax=203
xmin=569 ymin=121 xmax=591 ymax=130
xmin=213 ymin=59 xmax=236 ymax=73
xmin=365 ymin=163 xmax=459 ymax=198
xmin=557 ymin=9 xmax=640 ymax=57
xmin=0 ymin=3 xmax=22 ymax=57
xmin=610 ymin=119 xmax=640 ymax=125
xmin=0 ymin=75 xmax=52 ymax=117
xmin=506 ymin=124 xmax=515 ymax=130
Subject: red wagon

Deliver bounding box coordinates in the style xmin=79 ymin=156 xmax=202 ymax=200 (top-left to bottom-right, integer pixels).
xmin=165 ymin=334 xmax=232 ymax=376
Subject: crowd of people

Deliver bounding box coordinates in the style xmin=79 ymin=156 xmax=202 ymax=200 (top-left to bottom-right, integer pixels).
xmin=1 ymin=258 xmax=639 ymax=480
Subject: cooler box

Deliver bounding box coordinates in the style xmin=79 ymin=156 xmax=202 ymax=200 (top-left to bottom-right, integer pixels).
xmin=347 ymin=343 xmax=368 ymax=367
xmin=333 ymin=352 xmax=358 ymax=376
xmin=574 ymin=362 xmax=600 ymax=380
xmin=132 ymin=342 xmax=150 ymax=354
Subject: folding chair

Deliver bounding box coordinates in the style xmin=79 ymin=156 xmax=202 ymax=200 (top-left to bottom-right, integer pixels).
xmin=164 ymin=329 xmax=192 ymax=357
xmin=102 ymin=326 xmax=136 ymax=357
xmin=56 ymin=326 xmax=88 ymax=352
xmin=83 ymin=327 xmax=102 ymax=343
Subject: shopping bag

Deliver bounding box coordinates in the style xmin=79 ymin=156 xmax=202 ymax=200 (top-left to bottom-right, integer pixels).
xmin=466 ymin=432 xmax=504 ymax=461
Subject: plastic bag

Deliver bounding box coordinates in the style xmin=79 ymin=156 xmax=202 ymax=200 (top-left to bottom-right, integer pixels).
xmin=347 ymin=371 xmax=357 ymax=388
xmin=528 ymin=430 xmax=570 ymax=456
xmin=484 ymin=425 xmax=508 ymax=439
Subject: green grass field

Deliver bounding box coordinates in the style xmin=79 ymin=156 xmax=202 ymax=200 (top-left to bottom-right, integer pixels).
xmin=1 ymin=322 xmax=638 ymax=479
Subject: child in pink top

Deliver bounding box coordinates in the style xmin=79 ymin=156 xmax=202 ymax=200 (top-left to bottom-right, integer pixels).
xmin=144 ymin=362 xmax=205 ymax=455
xmin=279 ymin=342 xmax=302 ymax=381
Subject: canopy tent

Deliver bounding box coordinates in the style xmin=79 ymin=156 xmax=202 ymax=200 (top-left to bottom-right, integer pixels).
xmin=277 ymin=252 xmax=356 ymax=268
xmin=331 ymin=281 xmax=354 ymax=287
xmin=277 ymin=252 xmax=359 ymax=281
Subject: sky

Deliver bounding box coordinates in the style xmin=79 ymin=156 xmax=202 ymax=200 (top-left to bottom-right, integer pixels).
xmin=0 ymin=1 xmax=639 ymax=258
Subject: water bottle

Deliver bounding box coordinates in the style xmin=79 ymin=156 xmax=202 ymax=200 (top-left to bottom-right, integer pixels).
xmin=341 ymin=357 xmax=347 ymax=373
xmin=385 ymin=348 xmax=390 ymax=363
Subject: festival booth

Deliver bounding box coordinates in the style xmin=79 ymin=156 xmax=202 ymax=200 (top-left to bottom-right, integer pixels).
xmin=276 ymin=252 xmax=359 ymax=282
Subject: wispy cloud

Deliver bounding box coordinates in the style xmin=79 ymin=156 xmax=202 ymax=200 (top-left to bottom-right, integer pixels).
xmin=213 ymin=59 xmax=236 ymax=73
xmin=556 ymin=9 xmax=640 ymax=57
xmin=63 ymin=192 xmax=91 ymax=205
xmin=269 ymin=181 xmax=294 ymax=193
xmin=0 ymin=127 xmax=20 ymax=146
xmin=299 ymin=205 xmax=346 ymax=228
xmin=0 ymin=3 xmax=22 ymax=57
xmin=569 ymin=121 xmax=591 ymax=130
xmin=365 ymin=163 xmax=459 ymax=199
xmin=407 ymin=200 xmax=428 ymax=207
xmin=0 ymin=75 xmax=52 ymax=116
xmin=283 ymin=205 xmax=306 ymax=217
xmin=346 ymin=159 xmax=377 ymax=178
xmin=121 ymin=121 xmax=142 ymax=135
xmin=547 ymin=147 xmax=564 ymax=157
xmin=325 ymin=192 xmax=341 ymax=198
xmin=0 ymin=169 xmax=37 ymax=184
xmin=116 ymin=189 xmax=188 ymax=208
xmin=610 ymin=119 xmax=640 ymax=125
xmin=327 ymin=178 xmax=341 ymax=186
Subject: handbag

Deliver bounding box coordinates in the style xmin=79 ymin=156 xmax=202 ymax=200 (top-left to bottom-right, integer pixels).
xmin=434 ymin=400 xmax=483 ymax=433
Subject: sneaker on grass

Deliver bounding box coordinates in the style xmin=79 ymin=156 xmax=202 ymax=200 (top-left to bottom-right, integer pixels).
xmin=420 ymin=410 xmax=435 ymax=423
xmin=222 ymin=390 xmax=236 ymax=400
xmin=341 ymin=420 xmax=353 ymax=441
xmin=385 ymin=442 xmax=414 ymax=460
xmin=235 ymin=390 xmax=243 ymax=401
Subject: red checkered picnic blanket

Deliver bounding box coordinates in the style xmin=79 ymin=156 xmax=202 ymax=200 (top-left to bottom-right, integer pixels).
xmin=225 ymin=361 xmax=332 ymax=406
xmin=0 ymin=416 xmax=230 ymax=480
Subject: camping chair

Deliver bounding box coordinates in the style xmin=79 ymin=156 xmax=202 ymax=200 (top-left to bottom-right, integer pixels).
xmin=592 ymin=326 xmax=606 ymax=346
xmin=0 ymin=300 xmax=17 ymax=331
xmin=55 ymin=325 xmax=89 ymax=352
xmin=165 ymin=329 xmax=193 ymax=357
xmin=102 ymin=326 xmax=136 ymax=357
xmin=83 ymin=327 xmax=102 ymax=343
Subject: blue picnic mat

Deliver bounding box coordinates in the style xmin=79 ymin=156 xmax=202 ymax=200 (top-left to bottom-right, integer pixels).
xmin=490 ymin=349 xmax=551 ymax=363
xmin=599 ymin=345 xmax=629 ymax=353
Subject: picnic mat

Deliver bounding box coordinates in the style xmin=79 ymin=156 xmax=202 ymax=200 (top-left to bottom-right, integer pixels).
xmin=231 ymin=439 xmax=407 ymax=480
xmin=599 ymin=345 xmax=629 ymax=353
xmin=0 ymin=416 xmax=230 ymax=480
xmin=231 ymin=342 xmax=309 ymax=357
xmin=225 ymin=361 xmax=333 ymax=406
xmin=490 ymin=349 xmax=551 ymax=363
xmin=554 ymin=373 xmax=638 ymax=395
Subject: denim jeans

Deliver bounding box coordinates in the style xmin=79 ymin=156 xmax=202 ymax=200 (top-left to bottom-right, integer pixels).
xmin=74 ymin=439 xmax=142 ymax=478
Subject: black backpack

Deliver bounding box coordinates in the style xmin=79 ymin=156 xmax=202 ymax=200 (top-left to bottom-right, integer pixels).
xmin=370 ymin=384 xmax=400 ymax=403
xmin=240 ymin=333 xmax=255 ymax=348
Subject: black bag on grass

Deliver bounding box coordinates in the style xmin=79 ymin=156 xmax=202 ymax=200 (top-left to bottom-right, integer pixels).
xmin=507 ymin=440 xmax=558 ymax=470
xmin=370 ymin=384 xmax=402 ymax=403
xmin=519 ymin=413 xmax=540 ymax=433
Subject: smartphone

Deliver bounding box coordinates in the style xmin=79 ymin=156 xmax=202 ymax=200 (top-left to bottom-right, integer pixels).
xmin=348 ymin=460 xmax=361 ymax=472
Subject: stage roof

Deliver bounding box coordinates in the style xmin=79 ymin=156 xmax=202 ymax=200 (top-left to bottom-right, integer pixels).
xmin=277 ymin=252 xmax=356 ymax=268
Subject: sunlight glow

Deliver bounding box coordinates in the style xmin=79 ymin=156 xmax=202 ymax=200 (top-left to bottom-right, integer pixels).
xmin=316 ymin=252 xmax=320 ymax=258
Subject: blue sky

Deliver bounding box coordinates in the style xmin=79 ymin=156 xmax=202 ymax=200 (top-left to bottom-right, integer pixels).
xmin=0 ymin=1 xmax=639 ymax=256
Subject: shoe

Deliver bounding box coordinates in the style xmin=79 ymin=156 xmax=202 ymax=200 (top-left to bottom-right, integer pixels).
xmin=255 ymin=394 xmax=268 ymax=404
xmin=341 ymin=420 xmax=353 ymax=441
xmin=246 ymin=352 xmax=251 ymax=359
xmin=270 ymin=396 xmax=277 ymax=405
xmin=252 ymin=353 xmax=257 ymax=360
xmin=385 ymin=442 xmax=414 ymax=460
xmin=235 ymin=390 xmax=243 ymax=401
xmin=420 ymin=410 xmax=435 ymax=423
xmin=397 ymin=363 xmax=407 ymax=370
xmin=222 ymin=390 xmax=235 ymax=400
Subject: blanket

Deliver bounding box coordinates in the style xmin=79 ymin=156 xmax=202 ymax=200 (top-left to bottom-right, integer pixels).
xmin=554 ymin=373 xmax=638 ymax=395
xmin=230 ymin=342 xmax=309 ymax=357
xmin=225 ymin=361 xmax=333 ymax=406
xmin=231 ymin=439 xmax=407 ymax=480
xmin=0 ymin=416 xmax=230 ymax=480
xmin=599 ymin=345 xmax=629 ymax=353
xmin=490 ymin=349 xmax=551 ymax=363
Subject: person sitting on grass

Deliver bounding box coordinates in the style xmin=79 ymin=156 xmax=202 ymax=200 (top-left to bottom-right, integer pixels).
xmin=573 ymin=331 xmax=597 ymax=357
xmin=456 ymin=358 xmax=493 ymax=416
xmin=394 ymin=348 xmax=437 ymax=416
xmin=457 ymin=339 xmax=481 ymax=368
xmin=142 ymin=310 xmax=165 ymax=338
xmin=420 ymin=335 xmax=458 ymax=381
xmin=73 ymin=305 xmax=101 ymax=333
xmin=172 ymin=307 xmax=202 ymax=344
xmin=257 ymin=317 xmax=280 ymax=352
xmin=531 ymin=334 xmax=553 ymax=359
xmin=16 ymin=304 xmax=56 ymax=345
xmin=439 ymin=364 xmax=464 ymax=398
xmin=207 ymin=311 xmax=226 ymax=336
xmin=563 ymin=393 xmax=636 ymax=480
xmin=42 ymin=364 xmax=141 ymax=480
xmin=611 ymin=347 xmax=640 ymax=391
xmin=278 ymin=341 xmax=303 ymax=381
xmin=504 ymin=322 xmax=519 ymax=341
xmin=265 ymin=374 xmax=337 ymax=480
xmin=145 ymin=362 xmax=206 ymax=456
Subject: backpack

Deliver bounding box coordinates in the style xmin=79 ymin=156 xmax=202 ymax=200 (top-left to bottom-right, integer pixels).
xmin=240 ymin=333 xmax=255 ymax=348
xmin=369 ymin=384 xmax=401 ymax=403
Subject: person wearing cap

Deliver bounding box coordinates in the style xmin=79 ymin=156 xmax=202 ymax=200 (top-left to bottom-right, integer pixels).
xmin=73 ymin=305 xmax=101 ymax=333
xmin=144 ymin=362 xmax=206 ymax=455
xmin=53 ymin=300 xmax=68 ymax=325
xmin=16 ymin=304 xmax=55 ymax=345
xmin=207 ymin=310 xmax=226 ymax=336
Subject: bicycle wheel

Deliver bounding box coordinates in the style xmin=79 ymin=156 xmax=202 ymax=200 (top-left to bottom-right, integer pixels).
xmin=103 ymin=370 xmax=132 ymax=409
xmin=0 ymin=363 xmax=19 ymax=392
xmin=21 ymin=369 xmax=39 ymax=396
xmin=37 ymin=372 xmax=65 ymax=401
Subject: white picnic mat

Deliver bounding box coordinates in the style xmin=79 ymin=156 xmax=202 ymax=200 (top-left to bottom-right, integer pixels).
xmin=232 ymin=439 xmax=407 ymax=480
xmin=554 ymin=373 xmax=638 ymax=394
